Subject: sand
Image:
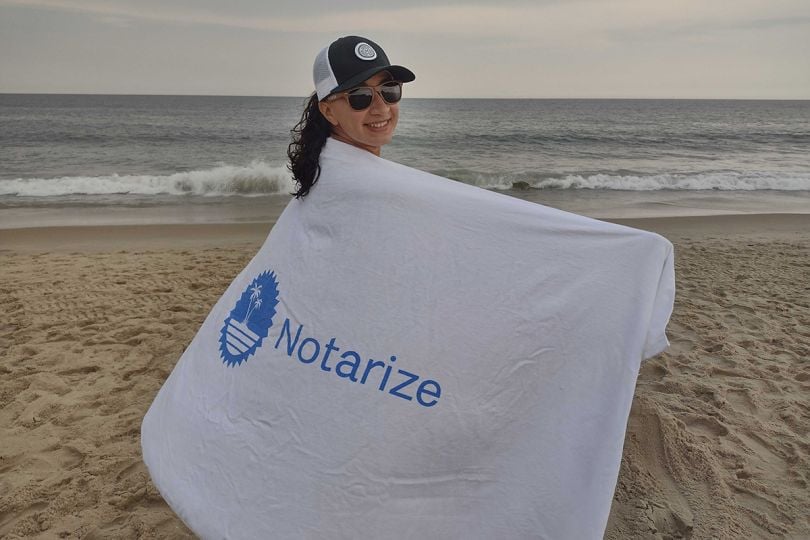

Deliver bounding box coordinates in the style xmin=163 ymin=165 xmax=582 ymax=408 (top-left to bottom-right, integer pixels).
xmin=1 ymin=215 xmax=809 ymax=539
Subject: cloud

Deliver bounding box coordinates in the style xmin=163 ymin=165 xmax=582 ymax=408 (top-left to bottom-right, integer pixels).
xmin=0 ymin=0 xmax=298 ymax=30
xmin=4 ymin=0 xmax=809 ymax=41
xmin=2 ymin=0 xmax=807 ymax=97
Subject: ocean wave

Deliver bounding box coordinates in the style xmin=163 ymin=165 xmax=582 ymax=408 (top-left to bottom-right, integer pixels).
xmin=3 ymin=166 xmax=809 ymax=199
xmin=447 ymin=171 xmax=810 ymax=192
xmin=0 ymin=161 xmax=296 ymax=197
xmin=441 ymin=131 xmax=810 ymax=148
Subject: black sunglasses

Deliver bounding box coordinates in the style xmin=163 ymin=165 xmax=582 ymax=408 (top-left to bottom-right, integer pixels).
xmin=335 ymin=81 xmax=403 ymax=111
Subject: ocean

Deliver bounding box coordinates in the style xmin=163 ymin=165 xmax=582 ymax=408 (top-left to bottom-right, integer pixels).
xmin=1 ymin=94 xmax=809 ymax=228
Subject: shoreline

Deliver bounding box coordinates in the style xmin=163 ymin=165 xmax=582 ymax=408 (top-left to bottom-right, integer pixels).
xmin=2 ymin=189 xmax=808 ymax=232
xmin=2 ymin=213 xmax=810 ymax=253
xmin=0 ymin=222 xmax=273 ymax=253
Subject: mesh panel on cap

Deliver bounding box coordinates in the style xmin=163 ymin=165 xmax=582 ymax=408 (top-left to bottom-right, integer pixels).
xmin=313 ymin=45 xmax=338 ymax=100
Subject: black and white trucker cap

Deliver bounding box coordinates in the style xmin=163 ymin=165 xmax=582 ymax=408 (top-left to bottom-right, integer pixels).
xmin=313 ymin=36 xmax=415 ymax=101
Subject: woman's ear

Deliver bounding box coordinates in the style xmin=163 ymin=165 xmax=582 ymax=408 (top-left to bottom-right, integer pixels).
xmin=319 ymin=101 xmax=339 ymax=126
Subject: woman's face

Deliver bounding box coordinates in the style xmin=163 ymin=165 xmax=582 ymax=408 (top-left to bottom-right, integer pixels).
xmin=318 ymin=71 xmax=399 ymax=156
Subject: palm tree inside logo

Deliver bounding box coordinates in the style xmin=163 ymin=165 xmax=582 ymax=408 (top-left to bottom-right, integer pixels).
xmin=244 ymin=284 xmax=262 ymax=324
xmin=219 ymin=271 xmax=280 ymax=367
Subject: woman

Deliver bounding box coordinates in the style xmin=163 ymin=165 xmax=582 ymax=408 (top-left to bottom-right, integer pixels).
xmin=142 ymin=34 xmax=674 ymax=539
xmin=287 ymin=35 xmax=415 ymax=197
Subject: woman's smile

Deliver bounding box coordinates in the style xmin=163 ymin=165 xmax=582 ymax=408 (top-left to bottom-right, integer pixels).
xmin=366 ymin=118 xmax=391 ymax=131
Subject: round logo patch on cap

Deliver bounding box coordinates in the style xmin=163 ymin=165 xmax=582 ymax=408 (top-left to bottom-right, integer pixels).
xmin=355 ymin=42 xmax=377 ymax=61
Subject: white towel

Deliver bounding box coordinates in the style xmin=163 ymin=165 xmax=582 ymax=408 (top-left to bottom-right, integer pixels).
xmin=142 ymin=138 xmax=675 ymax=539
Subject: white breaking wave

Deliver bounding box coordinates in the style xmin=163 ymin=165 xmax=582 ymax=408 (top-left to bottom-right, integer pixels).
xmin=481 ymin=171 xmax=810 ymax=191
xmin=0 ymin=161 xmax=295 ymax=197
xmin=3 ymin=166 xmax=810 ymax=198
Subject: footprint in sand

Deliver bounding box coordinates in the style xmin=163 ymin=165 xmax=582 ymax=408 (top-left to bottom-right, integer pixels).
xmin=639 ymin=361 xmax=669 ymax=382
xmin=115 ymin=460 xmax=142 ymax=482
xmin=730 ymin=487 xmax=791 ymax=536
xmin=644 ymin=500 xmax=694 ymax=539
xmin=41 ymin=443 xmax=85 ymax=470
xmin=0 ymin=453 xmax=24 ymax=475
xmin=725 ymin=389 xmax=757 ymax=415
xmin=684 ymin=414 xmax=730 ymax=438
xmin=56 ymin=446 xmax=85 ymax=470
xmin=0 ymin=501 xmax=49 ymax=538
xmin=57 ymin=365 xmax=100 ymax=376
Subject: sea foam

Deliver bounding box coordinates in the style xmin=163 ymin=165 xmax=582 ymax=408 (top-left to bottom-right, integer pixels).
xmin=2 ymin=166 xmax=809 ymax=198
xmin=0 ymin=161 xmax=295 ymax=197
xmin=472 ymin=171 xmax=810 ymax=192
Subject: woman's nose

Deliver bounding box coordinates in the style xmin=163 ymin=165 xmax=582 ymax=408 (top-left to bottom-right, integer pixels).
xmin=368 ymin=89 xmax=389 ymax=112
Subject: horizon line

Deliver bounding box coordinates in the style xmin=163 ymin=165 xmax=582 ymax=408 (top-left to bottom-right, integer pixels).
xmin=1 ymin=92 xmax=809 ymax=101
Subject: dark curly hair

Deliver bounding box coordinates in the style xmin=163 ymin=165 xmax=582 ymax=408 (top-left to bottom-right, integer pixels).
xmin=287 ymin=93 xmax=332 ymax=198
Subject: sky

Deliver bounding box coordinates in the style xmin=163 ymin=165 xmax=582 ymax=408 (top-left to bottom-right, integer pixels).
xmin=1 ymin=0 xmax=808 ymax=99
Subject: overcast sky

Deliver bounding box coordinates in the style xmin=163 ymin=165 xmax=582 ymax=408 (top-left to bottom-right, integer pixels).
xmin=1 ymin=0 xmax=808 ymax=98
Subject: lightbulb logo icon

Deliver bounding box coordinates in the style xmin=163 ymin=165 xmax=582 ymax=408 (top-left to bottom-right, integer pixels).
xmin=219 ymin=270 xmax=280 ymax=367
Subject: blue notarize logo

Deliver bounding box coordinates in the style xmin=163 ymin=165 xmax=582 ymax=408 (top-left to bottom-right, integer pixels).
xmin=219 ymin=271 xmax=280 ymax=367
xmin=218 ymin=269 xmax=441 ymax=408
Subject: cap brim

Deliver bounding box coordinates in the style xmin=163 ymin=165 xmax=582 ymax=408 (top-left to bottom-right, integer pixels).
xmin=324 ymin=65 xmax=415 ymax=100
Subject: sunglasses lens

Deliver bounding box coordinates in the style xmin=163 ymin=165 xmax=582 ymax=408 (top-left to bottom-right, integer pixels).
xmin=344 ymin=83 xmax=403 ymax=110
xmin=380 ymin=82 xmax=402 ymax=104
xmin=347 ymin=89 xmax=373 ymax=110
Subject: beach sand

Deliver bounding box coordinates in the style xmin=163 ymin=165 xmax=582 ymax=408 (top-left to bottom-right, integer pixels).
xmin=1 ymin=215 xmax=809 ymax=539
